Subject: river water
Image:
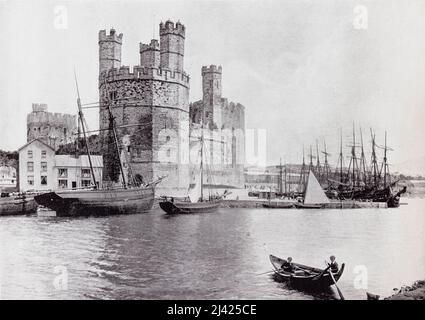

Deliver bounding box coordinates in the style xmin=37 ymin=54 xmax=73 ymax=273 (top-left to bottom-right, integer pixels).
xmin=0 ymin=198 xmax=424 ymax=300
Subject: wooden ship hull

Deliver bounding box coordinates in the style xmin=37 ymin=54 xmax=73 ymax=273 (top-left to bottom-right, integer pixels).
xmin=0 ymin=195 xmax=37 ymax=216
xmin=269 ymin=254 xmax=345 ymax=288
xmin=34 ymin=186 xmax=155 ymax=217
xmin=263 ymin=201 xmax=295 ymax=209
xmin=294 ymin=202 xmax=323 ymax=209
xmin=159 ymin=199 xmax=221 ymax=214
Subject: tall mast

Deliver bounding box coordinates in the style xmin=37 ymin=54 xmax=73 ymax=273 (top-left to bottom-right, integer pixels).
xmin=104 ymin=81 xmax=127 ymax=188
xmin=352 ymin=123 xmax=356 ymax=189
xmin=308 ymin=145 xmax=314 ymax=172
xmin=359 ymin=127 xmax=367 ymax=186
xmin=200 ymin=119 xmax=204 ymax=201
xmin=298 ymin=145 xmax=306 ymax=193
xmin=74 ymin=71 xmax=97 ymax=188
xmin=370 ymin=128 xmax=378 ymax=187
xmin=315 ymin=139 xmax=321 ymax=181
xmin=284 ymin=158 xmax=287 ymax=194
xmin=322 ymin=140 xmax=330 ymax=183
xmin=339 ymin=128 xmax=343 ymax=184
xmin=383 ymin=131 xmax=387 ymax=188
xmin=279 ymin=157 xmax=283 ymax=194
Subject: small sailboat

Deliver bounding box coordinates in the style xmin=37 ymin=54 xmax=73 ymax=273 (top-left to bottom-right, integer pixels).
xmin=159 ymin=122 xmax=222 ymax=214
xmin=295 ymin=170 xmax=330 ymax=209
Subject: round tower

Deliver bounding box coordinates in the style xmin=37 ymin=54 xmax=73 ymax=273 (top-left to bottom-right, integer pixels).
xmin=98 ymin=28 xmax=123 ymax=76
xmin=159 ymin=20 xmax=185 ymax=71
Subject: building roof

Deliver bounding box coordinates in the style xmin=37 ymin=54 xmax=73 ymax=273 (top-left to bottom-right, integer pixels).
xmin=54 ymin=155 xmax=103 ymax=168
xmin=18 ymin=139 xmax=55 ymax=152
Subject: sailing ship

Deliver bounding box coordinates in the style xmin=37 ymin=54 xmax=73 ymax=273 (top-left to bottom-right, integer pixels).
xmin=159 ymin=122 xmax=223 ymax=214
xmin=296 ymin=127 xmax=406 ymax=208
xmin=34 ymin=74 xmax=162 ymax=216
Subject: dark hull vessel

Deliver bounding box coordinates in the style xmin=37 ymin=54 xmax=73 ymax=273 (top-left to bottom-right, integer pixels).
xmin=34 ymin=186 xmax=155 ymax=217
xmin=159 ymin=199 xmax=221 ymax=214
xmin=0 ymin=194 xmax=37 ymax=216
xmin=294 ymin=203 xmax=322 ymax=209
xmin=269 ymin=254 xmax=345 ymax=288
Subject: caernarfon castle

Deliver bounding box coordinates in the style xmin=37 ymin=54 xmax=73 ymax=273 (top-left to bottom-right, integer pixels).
xmin=98 ymin=20 xmax=245 ymax=194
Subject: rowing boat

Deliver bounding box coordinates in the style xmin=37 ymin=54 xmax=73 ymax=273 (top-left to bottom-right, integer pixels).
xmin=262 ymin=201 xmax=295 ymax=209
xmin=269 ymin=254 xmax=345 ymax=288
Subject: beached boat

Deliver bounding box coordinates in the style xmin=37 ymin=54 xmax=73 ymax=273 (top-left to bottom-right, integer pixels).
xmin=269 ymin=254 xmax=345 ymax=288
xmin=0 ymin=193 xmax=37 ymax=216
xmin=34 ymin=74 xmax=161 ymax=217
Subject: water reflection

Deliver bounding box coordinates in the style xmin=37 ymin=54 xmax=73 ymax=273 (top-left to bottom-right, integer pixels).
xmin=0 ymin=198 xmax=423 ymax=299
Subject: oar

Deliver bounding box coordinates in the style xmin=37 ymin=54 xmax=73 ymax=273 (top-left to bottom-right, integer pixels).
xmin=328 ymin=269 xmax=345 ymax=300
xmin=256 ymin=268 xmax=282 ymax=276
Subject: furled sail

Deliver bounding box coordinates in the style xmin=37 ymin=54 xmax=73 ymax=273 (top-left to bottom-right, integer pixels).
xmin=188 ymin=172 xmax=202 ymax=203
xmin=304 ymin=170 xmax=330 ymax=204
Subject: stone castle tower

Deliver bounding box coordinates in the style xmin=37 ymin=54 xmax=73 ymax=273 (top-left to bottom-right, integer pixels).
xmin=27 ymin=103 xmax=77 ymax=151
xmin=98 ymin=21 xmax=190 ymax=194
xmin=190 ymin=65 xmax=245 ymax=188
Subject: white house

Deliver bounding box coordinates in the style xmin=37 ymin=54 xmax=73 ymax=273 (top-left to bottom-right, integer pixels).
xmin=19 ymin=139 xmax=56 ymax=191
xmin=18 ymin=139 xmax=103 ymax=192
xmin=0 ymin=166 xmax=17 ymax=191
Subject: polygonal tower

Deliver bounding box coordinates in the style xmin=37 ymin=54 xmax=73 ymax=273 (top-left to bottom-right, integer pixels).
xmin=98 ymin=28 xmax=123 ymax=76
xmin=201 ymin=65 xmax=222 ymax=129
xmin=98 ymin=22 xmax=190 ymax=195
xmin=159 ymin=20 xmax=185 ymax=71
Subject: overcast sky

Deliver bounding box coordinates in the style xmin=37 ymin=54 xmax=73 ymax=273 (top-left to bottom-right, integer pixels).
xmin=1 ymin=0 xmax=424 ymax=174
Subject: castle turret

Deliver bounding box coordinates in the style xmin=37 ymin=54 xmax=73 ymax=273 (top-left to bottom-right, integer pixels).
xmin=99 ymin=28 xmax=123 ymax=75
xmin=140 ymin=39 xmax=160 ymax=68
xmin=202 ymin=65 xmax=223 ymax=128
xmin=159 ymin=20 xmax=185 ymax=71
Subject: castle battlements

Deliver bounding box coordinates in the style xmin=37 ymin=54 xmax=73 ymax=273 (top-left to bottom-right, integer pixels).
xmin=202 ymin=65 xmax=222 ymax=74
xmin=99 ymin=65 xmax=190 ymax=87
xmin=159 ymin=20 xmax=185 ymax=37
xmin=140 ymin=39 xmax=160 ymax=53
xmin=28 ymin=110 xmax=76 ymax=124
xmin=32 ymin=103 xmax=48 ymax=112
xmin=99 ymin=28 xmax=123 ymax=44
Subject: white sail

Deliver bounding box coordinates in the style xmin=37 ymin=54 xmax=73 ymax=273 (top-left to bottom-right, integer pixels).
xmin=304 ymin=170 xmax=330 ymax=204
xmin=188 ymin=172 xmax=202 ymax=203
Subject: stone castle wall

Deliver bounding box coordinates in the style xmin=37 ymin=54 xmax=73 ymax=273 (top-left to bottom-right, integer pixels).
xmin=27 ymin=103 xmax=77 ymax=150
xmin=189 ymin=65 xmax=246 ymax=188
xmin=98 ymin=23 xmax=190 ymax=194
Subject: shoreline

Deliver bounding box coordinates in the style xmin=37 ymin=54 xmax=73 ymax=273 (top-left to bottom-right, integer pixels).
xmin=384 ymin=280 xmax=425 ymax=300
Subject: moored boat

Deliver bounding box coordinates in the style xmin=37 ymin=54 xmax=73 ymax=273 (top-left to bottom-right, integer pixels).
xmin=159 ymin=197 xmax=221 ymax=214
xmin=159 ymin=119 xmax=223 ymax=215
xmin=34 ymin=185 xmax=156 ymax=216
xmin=295 ymin=170 xmax=330 ymax=209
xmin=262 ymin=201 xmax=295 ymax=209
xmin=34 ymin=74 xmax=161 ymax=217
xmin=269 ymin=254 xmax=345 ymax=288
xmin=0 ymin=193 xmax=37 ymax=216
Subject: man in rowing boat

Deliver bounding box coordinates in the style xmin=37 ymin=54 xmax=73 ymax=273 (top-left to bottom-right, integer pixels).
xmin=281 ymin=257 xmax=295 ymax=272
xmin=327 ymin=255 xmax=339 ymax=273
